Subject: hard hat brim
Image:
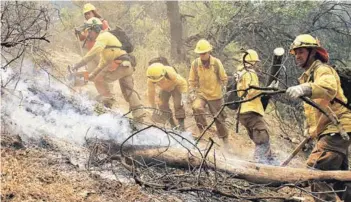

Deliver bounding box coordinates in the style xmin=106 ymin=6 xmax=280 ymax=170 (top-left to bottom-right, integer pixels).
xmin=84 ymin=10 xmax=93 ymax=14
xmin=148 ymin=76 xmax=164 ymax=83
xmin=290 ymin=46 xmax=328 ymax=57
xmin=194 ymin=47 xmax=212 ymax=54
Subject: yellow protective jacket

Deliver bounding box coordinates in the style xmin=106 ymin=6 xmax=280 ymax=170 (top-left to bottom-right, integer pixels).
xmin=81 ymin=31 xmax=126 ymax=77
xmin=298 ymin=60 xmax=351 ymax=137
xmin=188 ymin=56 xmax=228 ymax=100
xmin=236 ymin=65 xmax=264 ymax=116
xmin=147 ymin=66 xmax=188 ymax=107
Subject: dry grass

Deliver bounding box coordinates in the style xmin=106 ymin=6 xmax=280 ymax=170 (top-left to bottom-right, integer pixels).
xmin=0 ymin=134 xmax=161 ymax=202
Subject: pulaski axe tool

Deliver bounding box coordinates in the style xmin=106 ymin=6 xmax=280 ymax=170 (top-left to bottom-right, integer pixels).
xmin=280 ymin=136 xmax=311 ymax=167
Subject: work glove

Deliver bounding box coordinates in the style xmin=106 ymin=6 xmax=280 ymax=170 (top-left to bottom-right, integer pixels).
xmin=188 ymin=89 xmax=197 ymax=103
xmin=233 ymin=73 xmax=239 ymax=82
xmin=66 ymin=65 xmax=75 ymax=86
xmin=153 ymin=109 xmax=164 ymax=117
xmin=181 ymin=93 xmax=187 ymax=106
xmin=286 ymin=84 xmax=311 ymax=99
xmin=88 ymin=73 xmax=96 ymax=82
xmin=221 ymin=85 xmax=227 ymax=97
xmin=268 ymin=80 xmax=279 ymax=88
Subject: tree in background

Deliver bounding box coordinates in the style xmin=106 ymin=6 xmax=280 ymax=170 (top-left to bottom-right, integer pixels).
xmin=1 ymin=1 xmax=53 ymax=70
xmin=166 ymin=1 xmax=185 ymax=62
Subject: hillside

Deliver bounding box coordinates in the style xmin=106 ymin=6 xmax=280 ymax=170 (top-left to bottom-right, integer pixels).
xmin=2 ymin=1 xmax=351 ymax=201
xmin=1 ymin=47 xmax=313 ymax=202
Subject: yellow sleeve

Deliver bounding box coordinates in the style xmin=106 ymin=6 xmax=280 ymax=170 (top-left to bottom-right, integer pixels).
xmin=217 ymin=59 xmax=228 ymax=86
xmin=310 ymin=65 xmax=337 ymax=101
xmin=188 ymin=60 xmax=198 ymax=90
xmin=82 ymin=41 xmax=105 ymax=63
xmin=167 ymin=71 xmax=188 ymax=93
xmin=147 ymin=80 xmax=156 ymax=107
xmin=84 ymin=35 xmax=109 ymax=77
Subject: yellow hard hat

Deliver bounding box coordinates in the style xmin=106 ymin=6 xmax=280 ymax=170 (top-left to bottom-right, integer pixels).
xmin=290 ymin=34 xmax=329 ymax=62
xmin=243 ymin=49 xmax=260 ymax=64
xmin=84 ymin=17 xmax=103 ymax=32
xmin=289 ymin=34 xmax=321 ymax=54
xmin=147 ymin=63 xmax=166 ymax=82
xmin=194 ymin=39 xmax=212 ymax=54
xmin=83 ymin=3 xmax=96 ymax=14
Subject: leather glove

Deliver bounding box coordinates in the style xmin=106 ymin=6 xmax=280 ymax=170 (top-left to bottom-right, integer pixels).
xmin=221 ymin=85 xmax=227 ymax=97
xmin=88 ymin=73 xmax=96 ymax=81
xmin=71 ymin=60 xmax=87 ymax=71
xmin=233 ymin=73 xmax=239 ymax=82
xmin=268 ymin=80 xmax=279 ymax=88
xmin=181 ymin=93 xmax=187 ymax=106
xmin=154 ymin=109 xmax=163 ymax=116
xmin=188 ymin=89 xmax=197 ymax=103
xmin=303 ymin=128 xmax=309 ymax=138
xmin=286 ymin=84 xmax=311 ymax=99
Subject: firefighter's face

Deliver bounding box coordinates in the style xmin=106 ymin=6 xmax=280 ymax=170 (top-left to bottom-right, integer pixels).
xmin=199 ymin=52 xmax=210 ymax=61
xmin=294 ymin=48 xmax=309 ymax=68
xmin=88 ymin=30 xmax=98 ymax=40
xmin=84 ymin=11 xmax=94 ymax=20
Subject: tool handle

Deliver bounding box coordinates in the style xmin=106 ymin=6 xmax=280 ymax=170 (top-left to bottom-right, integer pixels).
xmin=280 ymin=137 xmax=311 ymax=167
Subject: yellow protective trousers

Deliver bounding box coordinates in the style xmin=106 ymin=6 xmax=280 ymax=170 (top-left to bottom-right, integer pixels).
xmin=192 ymin=97 xmax=228 ymax=138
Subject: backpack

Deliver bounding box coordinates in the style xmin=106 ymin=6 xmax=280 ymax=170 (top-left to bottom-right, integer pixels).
xmin=224 ymin=76 xmax=241 ymax=110
xmin=310 ymin=64 xmax=351 ymax=110
xmin=109 ymin=26 xmax=134 ymax=53
xmin=225 ymin=68 xmax=270 ymax=111
xmin=148 ymin=57 xmax=178 ymax=73
xmin=336 ymin=67 xmax=351 ymax=109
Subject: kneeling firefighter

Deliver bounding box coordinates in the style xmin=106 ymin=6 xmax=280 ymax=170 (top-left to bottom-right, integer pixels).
xmin=70 ymin=17 xmax=145 ymax=119
xmin=146 ymin=62 xmax=188 ymax=130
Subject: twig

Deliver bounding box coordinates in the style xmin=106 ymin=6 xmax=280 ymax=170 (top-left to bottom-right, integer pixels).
xmin=197 ymin=138 xmax=214 ymax=185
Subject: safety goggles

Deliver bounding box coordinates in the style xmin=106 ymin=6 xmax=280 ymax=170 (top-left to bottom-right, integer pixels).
xmin=290 ymin=41 xmax=318 ymax=49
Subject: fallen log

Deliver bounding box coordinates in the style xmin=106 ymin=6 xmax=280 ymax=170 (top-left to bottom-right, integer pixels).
xmin=128 ymin=147 xmax=351 ymax=185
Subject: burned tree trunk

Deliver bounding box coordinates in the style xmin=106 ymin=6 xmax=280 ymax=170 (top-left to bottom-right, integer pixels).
xmin=129 ymin=148 xmax=351 ymax=185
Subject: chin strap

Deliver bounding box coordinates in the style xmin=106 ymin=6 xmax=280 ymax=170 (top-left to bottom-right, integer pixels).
xmin=302 ymin=48 xmax=312 ymax=68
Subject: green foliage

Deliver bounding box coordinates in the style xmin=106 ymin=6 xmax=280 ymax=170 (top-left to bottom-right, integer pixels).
xmin=59 ymin=7 xmax=81 ymax=30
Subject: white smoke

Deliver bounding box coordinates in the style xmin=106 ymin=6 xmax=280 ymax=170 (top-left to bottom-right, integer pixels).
xmin=1 ymin=61 xmax=195 ymax=149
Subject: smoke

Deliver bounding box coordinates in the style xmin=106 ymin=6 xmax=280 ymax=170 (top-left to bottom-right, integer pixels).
xmin=1 ymin=61 xmax=195 ymax=149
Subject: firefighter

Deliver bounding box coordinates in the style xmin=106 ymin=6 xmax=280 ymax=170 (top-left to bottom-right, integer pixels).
xmin=74 ymin=3 xmax=110 ymax=74
xmin=71 ymin=17 xmax=145 ymax=120
xmin=236 ymin=49 xmax=275 ymax=164
xmin=188 ymin=39 xmax=228 ymax=142
xmin=287 ymin=34 xmax=351 ymax=201
xmin=146 ymin=62 xmax=188 ymax=130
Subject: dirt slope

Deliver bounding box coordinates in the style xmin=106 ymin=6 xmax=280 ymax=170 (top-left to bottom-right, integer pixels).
xmin=1 ymin=47 xmax=313 ymax=202
xmin=47 ymin=47 xmax=308 ymax=166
